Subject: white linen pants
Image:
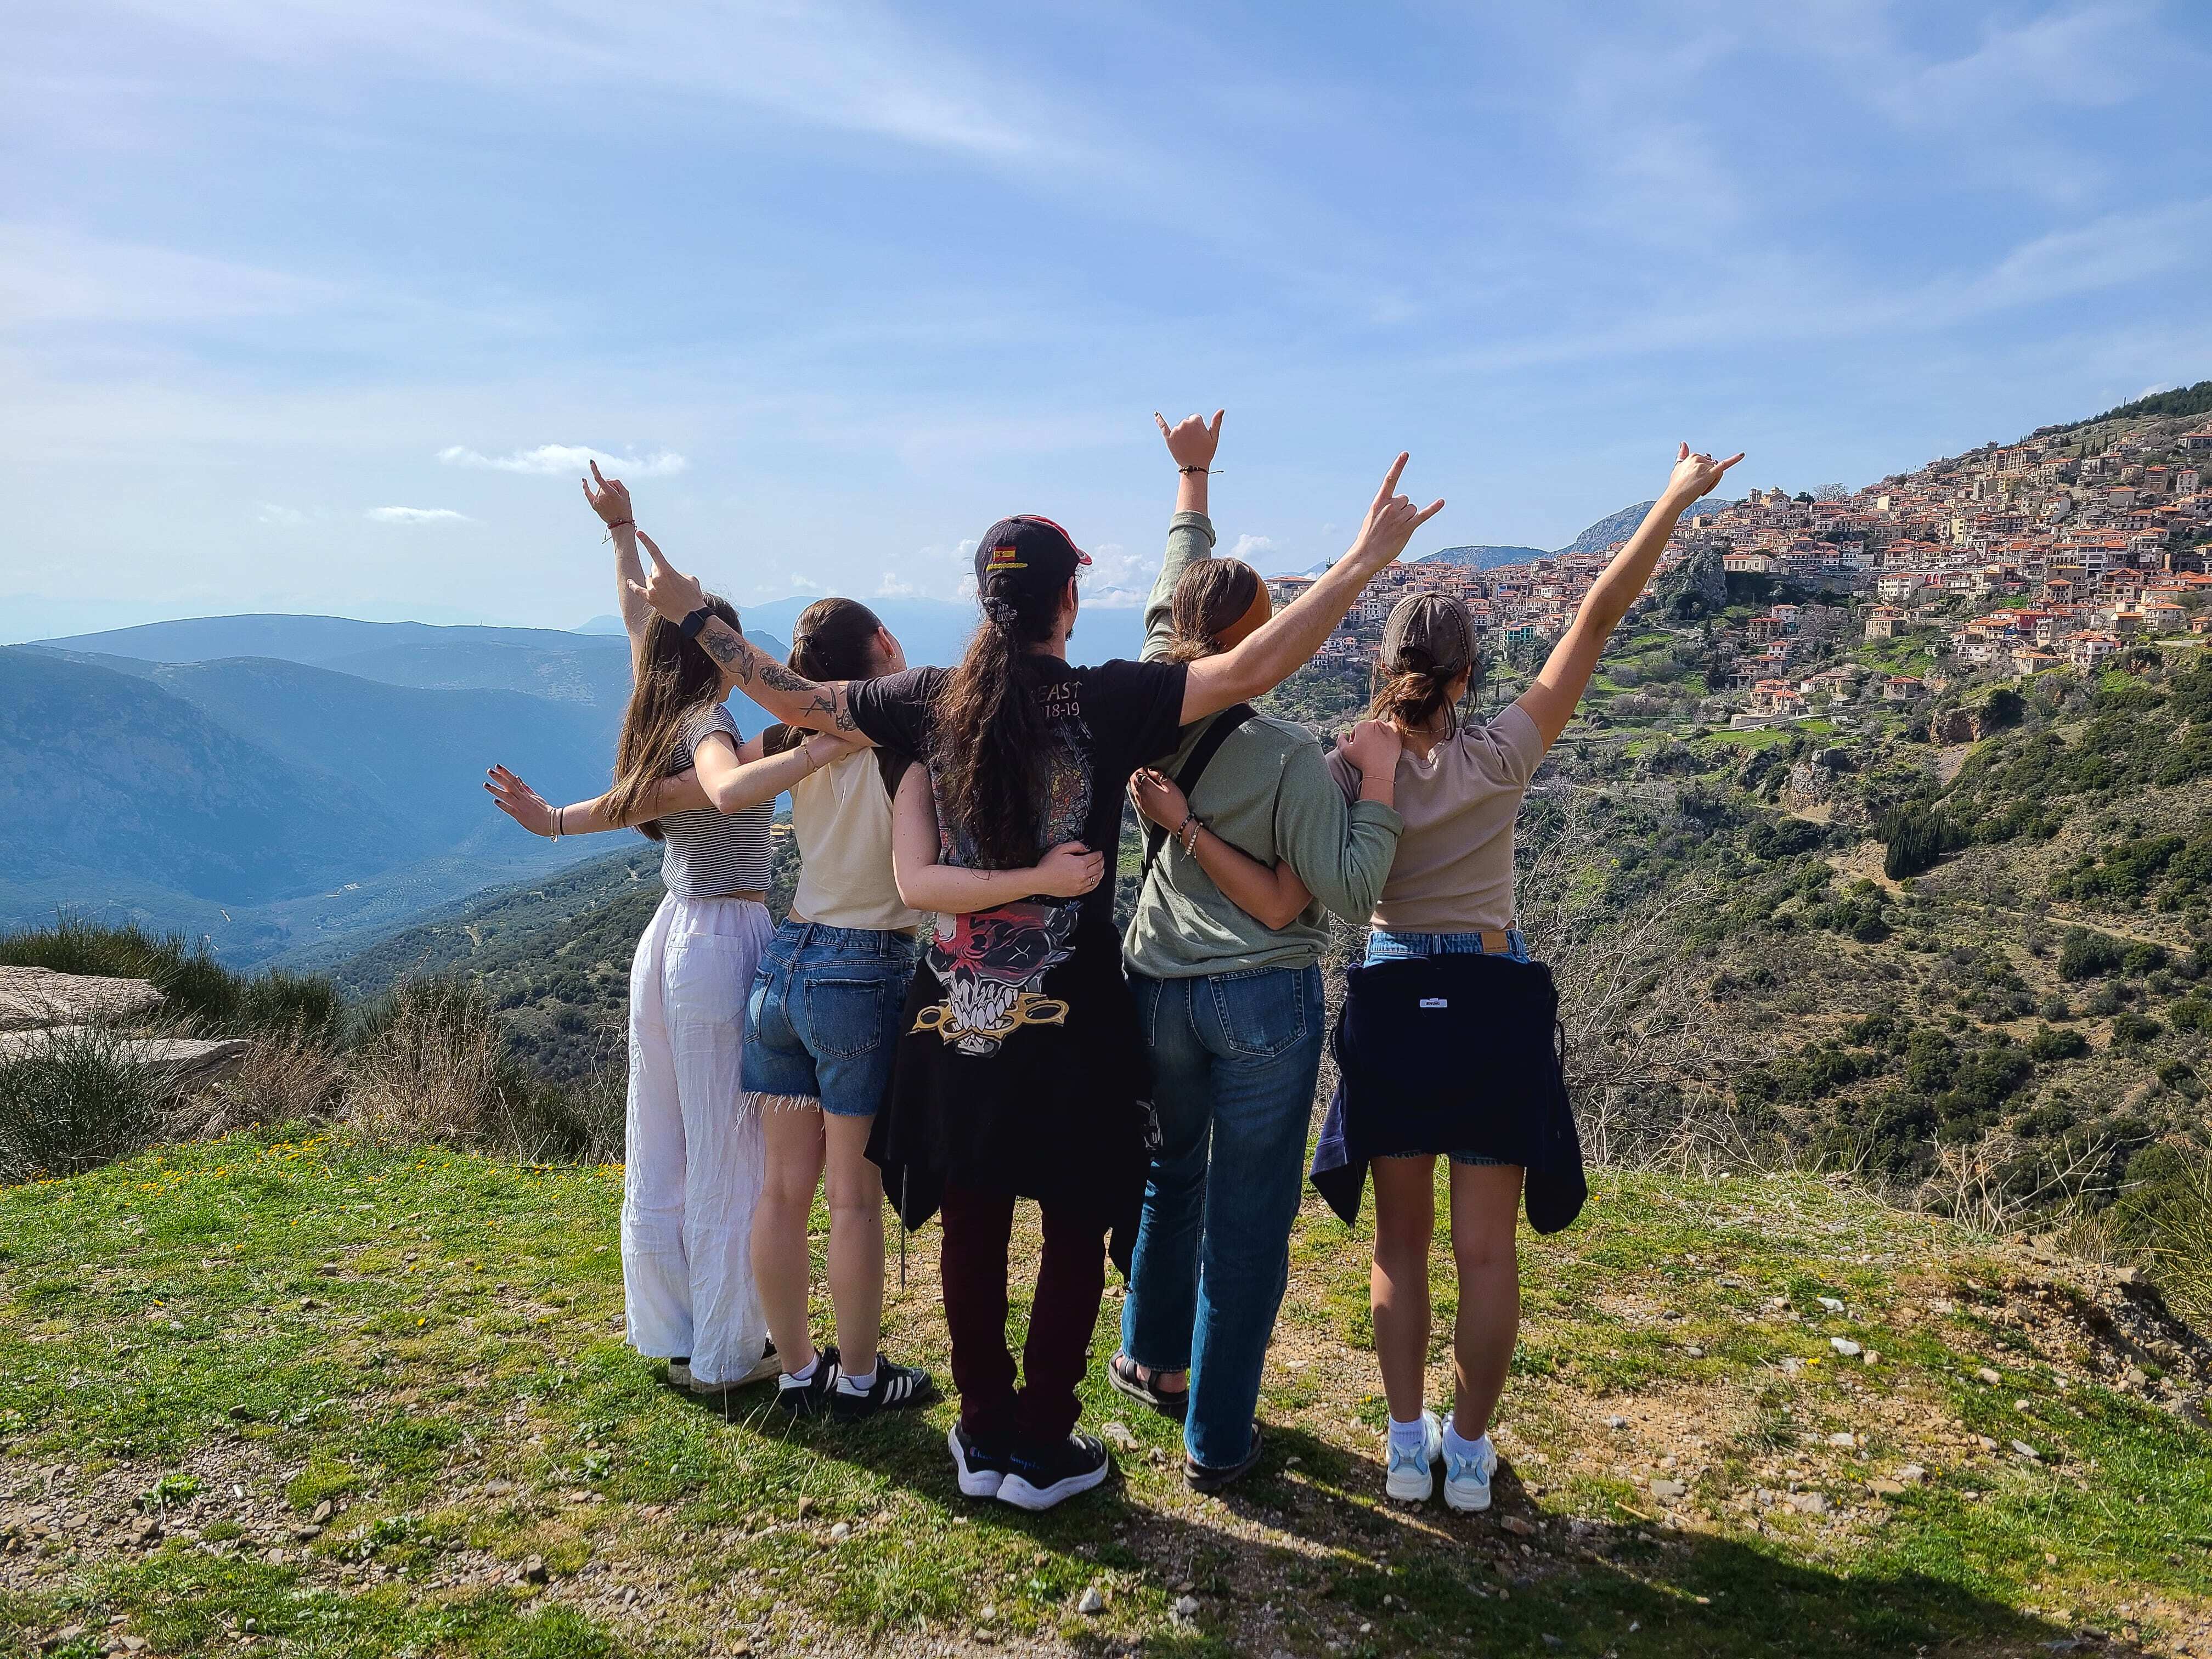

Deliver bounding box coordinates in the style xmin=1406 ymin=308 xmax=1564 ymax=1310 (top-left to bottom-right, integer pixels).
xmin=623 ymin=893 xmax=772 ymax=1386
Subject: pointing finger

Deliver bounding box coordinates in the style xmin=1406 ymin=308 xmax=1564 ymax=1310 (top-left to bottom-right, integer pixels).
xmin=1411 ymin=498 xmax=1447 ymax=529
xmin=635 ymin=531 xmax=665 ymax=569
xmin=1714 ymin=452 xmax=1746 ymax=473
xmin=591 ymin=458 xmax=608 ymax=488
xmin=1373 ymin=452 xmax=1409 ymax=509
xmin=1155 ymin=412 xmax=1171 ymax=439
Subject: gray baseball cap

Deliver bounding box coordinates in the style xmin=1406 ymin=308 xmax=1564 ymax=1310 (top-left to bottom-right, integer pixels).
xmin=1380 ymin=592 xmax=1476 ymax=678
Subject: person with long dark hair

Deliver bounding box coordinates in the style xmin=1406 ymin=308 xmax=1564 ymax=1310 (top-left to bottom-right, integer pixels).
xmin=485 ymin=465 xmax=866 ymax=1396
xmin=616 ymin=438 xmax=1442 ymax=1508
xmin=1310 ymin=444 xmax=1741 ymax=1511
xmin=742 ymin=597 xmax=936 ymax=1420
xmin=1104 ymin=411 xmax=1407 ymax=1491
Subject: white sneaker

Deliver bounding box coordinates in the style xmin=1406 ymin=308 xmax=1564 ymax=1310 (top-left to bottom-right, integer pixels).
xmin=1384 ymin=1410 xmax=1442 ymax=1503
xmin=1443 ymin=1429 xmax=1498 ymax=1513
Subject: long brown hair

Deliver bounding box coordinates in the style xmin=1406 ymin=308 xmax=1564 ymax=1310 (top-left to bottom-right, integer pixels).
xmin=928 ymin=574 xmax=1063 ymax=870
xmin=1158 ymin=559 xmax=1263 ymax=663
xmin=607 ymin=594 xmax=742 ymax=840
xmin=765 ymin=597 xmax=889 ymax=756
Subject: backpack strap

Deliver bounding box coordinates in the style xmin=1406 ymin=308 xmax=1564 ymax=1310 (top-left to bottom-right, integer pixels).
xmin=1141 ymin=703 xmax=1255 ymax=876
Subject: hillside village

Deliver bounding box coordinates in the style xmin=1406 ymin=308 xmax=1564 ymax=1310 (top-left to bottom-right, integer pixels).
xmin=1271 ymin=386 xmax=2212 ymax=731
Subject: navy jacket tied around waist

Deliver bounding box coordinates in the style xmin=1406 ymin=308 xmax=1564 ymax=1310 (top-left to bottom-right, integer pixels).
xmin=1308 ymin=952 xmax=1588 ymax=1235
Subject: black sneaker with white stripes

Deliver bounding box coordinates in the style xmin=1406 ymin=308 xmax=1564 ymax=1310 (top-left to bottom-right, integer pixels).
xmin=830 ymin=1353 xmax=937 ymax=1421
xmin=775 ymin=1345 xmax=840 ymax=1417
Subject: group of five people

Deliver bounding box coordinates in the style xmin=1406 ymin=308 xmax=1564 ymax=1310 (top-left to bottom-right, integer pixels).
xmin=487 ymin=413 xmax=1740 ymax=1512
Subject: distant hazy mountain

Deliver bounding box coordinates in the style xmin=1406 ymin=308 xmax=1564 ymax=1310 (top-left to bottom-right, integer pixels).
xmin=1554 ymin=499 xmax=1738 ymax=556
xmin=1 ymin=647 xmax=617 ymax=961
xmin=1417 ymin=544 xmax=1550 ymax=570
xmin=574 ymin=614 xmax=628 ymax=635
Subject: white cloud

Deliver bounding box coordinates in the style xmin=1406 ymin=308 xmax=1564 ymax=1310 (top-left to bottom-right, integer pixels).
xmin=366 ymin=506 xmax=473 ymax=524
xmin=438 ymin=443 xmax=689 ymax=477
xmin=1078 ymin=539 xmax=1158 ymax=609
xmin=253 ymin=503 xmax=309 ymax=527
xmin=874 ymin=571 xmax=918 ymax=598
xmin=1228 ymin=533 xmax=1277 ymax=563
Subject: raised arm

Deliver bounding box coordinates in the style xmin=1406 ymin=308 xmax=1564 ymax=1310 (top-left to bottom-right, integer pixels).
xmin=1515 ymin=444 xmax=1742 ymax=751
xmin=627 ymin=532 xmax=870 ymax=738
xmin=1142 ymin=410 xmax=1224 ymax=663
xmin=581 ymin=461 xmax=652 ymax=646
xmin=484 ymin=765 xmax=708 ymax=838
xmin=890 ymin=764 xmax=1104 ymax=913
xmin=1180 ymin=454 xmax=1442 ymax=724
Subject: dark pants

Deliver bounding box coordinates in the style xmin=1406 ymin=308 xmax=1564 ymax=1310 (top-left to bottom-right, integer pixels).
xmin=939 ymin=1182 xmax=1109 ymax=1448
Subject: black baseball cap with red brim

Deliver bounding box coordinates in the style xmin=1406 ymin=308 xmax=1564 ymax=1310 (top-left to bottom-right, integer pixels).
xmin=974 ymin=516 xmax=1092 ymax=600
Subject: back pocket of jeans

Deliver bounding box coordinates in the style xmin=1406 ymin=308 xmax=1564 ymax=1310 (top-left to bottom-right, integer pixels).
xmin=1206 ymin=967 xmax=1313 ymax=1060
xmin=803 ymin=976 xmax=887 ymax=1059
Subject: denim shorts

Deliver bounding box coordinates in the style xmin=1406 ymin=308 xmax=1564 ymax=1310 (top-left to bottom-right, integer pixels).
xmin=743 ymin=921 xmax=918 ymax=1117
xmin=1363 ymin=928 xmax=1531 ymax=1168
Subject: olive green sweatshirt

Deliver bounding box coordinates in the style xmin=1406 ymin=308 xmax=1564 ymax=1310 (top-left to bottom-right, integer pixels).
xmin=1119 ymin=510 xmax=1404 ymax=981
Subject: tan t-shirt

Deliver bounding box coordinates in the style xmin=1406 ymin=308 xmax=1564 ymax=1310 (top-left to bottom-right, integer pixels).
xmin=1325 ymin=702 xmax=1546 ymax=933
xmin=789 ymin=749 xmax=926 ymax=933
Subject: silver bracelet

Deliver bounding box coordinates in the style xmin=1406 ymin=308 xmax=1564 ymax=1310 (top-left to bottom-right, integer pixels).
xmin=551 ymin=804 xmax=564 ymax=840
xmin=1181 ymin=816 xmax=1203 ymax=855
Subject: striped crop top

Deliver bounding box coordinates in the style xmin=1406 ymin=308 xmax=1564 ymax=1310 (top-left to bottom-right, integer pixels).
xmin=656 ymin=703 xmax=774 ymax=899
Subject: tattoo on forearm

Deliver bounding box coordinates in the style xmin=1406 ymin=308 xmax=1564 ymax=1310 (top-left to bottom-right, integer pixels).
xmin=757 ymin=661 xmax=812 ymax=693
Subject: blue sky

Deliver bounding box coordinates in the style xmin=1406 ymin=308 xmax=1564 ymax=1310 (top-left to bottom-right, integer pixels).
xmin=4 ymin=0 xmax=2209 ymax=641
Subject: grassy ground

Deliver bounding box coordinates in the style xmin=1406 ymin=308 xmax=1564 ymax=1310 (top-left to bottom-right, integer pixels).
xmin=4 ymin=1131 xmax=2210 ymax=1657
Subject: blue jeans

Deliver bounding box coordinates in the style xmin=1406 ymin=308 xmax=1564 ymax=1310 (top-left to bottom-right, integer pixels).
xmin=743 ymin=922 xmax=917 ymax=1117
xmin=1363 ymin=927 xmax=1530 ymax=966
xmin=1122 ymin=964 xmax=1325 ymax=1470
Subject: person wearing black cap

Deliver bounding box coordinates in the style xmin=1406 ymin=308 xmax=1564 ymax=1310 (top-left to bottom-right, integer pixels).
xmin=618 ymin=444 xmax=1443 ymax=1509
xmin=1312 ymin=443 xmax=1742 ymax=1515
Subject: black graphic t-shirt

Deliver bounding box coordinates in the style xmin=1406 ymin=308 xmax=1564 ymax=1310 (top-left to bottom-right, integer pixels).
xmin=847 ymin=656 xmax=1188 ymax=1219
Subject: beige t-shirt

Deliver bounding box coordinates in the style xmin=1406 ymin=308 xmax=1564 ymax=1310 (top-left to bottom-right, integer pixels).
xmin=789 ymin=749 xmax=926 ymax=933
xmin=1325 ymin=702 xmax=1546 ymax=934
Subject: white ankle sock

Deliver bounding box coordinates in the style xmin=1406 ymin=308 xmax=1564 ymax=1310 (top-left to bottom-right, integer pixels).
xmin=837 ymin=1362 xmax=877 ymax=1395
xmin=781 ymin=1355 xmax=820 ymax=1387
xmin=1443 ymin=1419 xmax=1489 ymax=1463
xmin=1387 ymin=1414 xmax=1428 ymax=1455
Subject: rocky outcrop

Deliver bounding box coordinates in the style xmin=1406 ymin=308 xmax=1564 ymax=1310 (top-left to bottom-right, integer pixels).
xmin=0 ymin=968 xmax=250 ymax=1089
xmin=0 ymin=967 xmax=163 ymax=1032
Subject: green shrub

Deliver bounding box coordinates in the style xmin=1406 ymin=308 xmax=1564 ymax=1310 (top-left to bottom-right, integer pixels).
xmin=2112 ymin=1012 xmax=2164 ymax=1046
xmin=1879 ymin=806 xmax=1964 ymax=879
xmin=0 ymin=1024 xmax=174 ymax=1182
xmin=2028 ymin=1025 xmax=2088 ymax=1061
xmin=2058 ymin=928 xmax=2128 ymax=980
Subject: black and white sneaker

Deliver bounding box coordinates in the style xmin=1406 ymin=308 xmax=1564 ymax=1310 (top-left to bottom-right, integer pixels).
xmin=776 ymin=1345 xmax=840 ymax=1417
xmin=831 ymin=1353 xmax=938 ymax=1421
xmin=997 ymin=1434 xmax=1111 ymax=1511
xmin=948 ymin=1422 xmax=1015 ymax=1498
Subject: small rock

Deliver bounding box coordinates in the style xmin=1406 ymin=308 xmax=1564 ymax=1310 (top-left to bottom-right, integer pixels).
xmin=311 ymin=1500 xmax=335 ymax=1525
xmin=1817 ymin=1297 xmax=1846 ymax=1313
xmin=1869 ymin=1479 xmax=1906 ymax=1497
xmin=1650 ymin=1479 xmax=1686 ymax=1502
xmin=1976 ymin=1367 xmax=2002 ymax=1385
xmin=1685 ymin=1346 xmax=1704 ymax=1358
xmin=795 ymin=1497 xmax=816 ymax=1519
xmin=1500 ymin=1515 xmax=1534 ymax=1537
xmin=1605 ymin=1415 xmax=1627 ymax=1431
xmin=1077 ymin=1585 xmax=1105 ymax=1615
xmin=1100 ymin=1421 xmax=1137 ymax=1449
xmin=1863 ymin=1350 xmax=1880 ymax=1367
xmin=1830 ymin=1338 xmax=1862 ymax=1358
xmin=227 ymin=1405 xmax=252 ymax=1422
xmin=2123 ymin=1366 xmax=2148 ymax=1386
xmin=1789 ymin=1492 xmax=1827 ymax=1514
xmin=1827 ymin=1432 xmax=1858 ymax=1448
xmin=522 ymin=1554 xmax=549 ymax=1584
xmin=1173 ymin=1595 xmax=1200 ymax=1619
xmin=2011 ymin=1440 xmax=2040 ymax=1461
xmin=828 ymin=1522 xmax=850 ymax=1542
xmin=1896 ymin=1464 xmax=1926 ymax=1485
